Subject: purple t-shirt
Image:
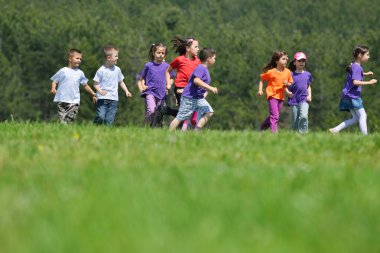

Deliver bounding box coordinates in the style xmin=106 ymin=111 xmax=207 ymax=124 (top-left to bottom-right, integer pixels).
xmin=288 ymin=71 xmax=313 ymax=105
xmin=139 ymin=61 xmax=169 ymax=100
xmin=342 ymin=62 xmax=363 ymax=99
xmin=182 ymin=64 xmax=210 ymax=99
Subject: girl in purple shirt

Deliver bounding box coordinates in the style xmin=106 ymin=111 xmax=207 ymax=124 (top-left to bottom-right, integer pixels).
xmin=137 ymin=43 xmax=170 ymax=127
xmin=329 ymin=45 xmax=377 ymax=135
xmin=287 ymin=52 xmax=313 ymax=133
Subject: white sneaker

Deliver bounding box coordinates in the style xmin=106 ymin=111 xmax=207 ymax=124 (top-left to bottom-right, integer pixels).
xmin=329 ymin=128 xmax=339 ymax=134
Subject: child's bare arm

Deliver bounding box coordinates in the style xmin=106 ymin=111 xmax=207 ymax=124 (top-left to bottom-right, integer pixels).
xmin=257 ymin=80 xmax=264 ymax=96
xmin=84 ymin=84 xmax=97 ymax=103
xmin=51 ymin=81 xmax=57 ymax=94
xmin=166 ymin=66 xmax=173 ymax=90
xmin=285 ymin=88 xmax=293 ymax=98
xmin=307 ymin=86 xmax=312 ymax=102
xmin=120 ymin=81 xmax=132 ymax=97
xmin=194 ymin=78 xmax=218 ymax=94
xmin=93 ymin=81 xmax=107 ymax=95
xmin=137 ymin=79 xmax=147 ymax=93
xmin=364 ymin=71 xmax=374 ymax=76
xmin=353 ymin=79 xmax=377 ymax=86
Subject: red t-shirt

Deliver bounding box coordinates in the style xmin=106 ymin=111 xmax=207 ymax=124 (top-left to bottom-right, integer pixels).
xmin=170 ymin=55 xmax=201 ymax=88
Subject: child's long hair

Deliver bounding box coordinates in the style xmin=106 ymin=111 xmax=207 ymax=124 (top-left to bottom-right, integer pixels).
xmin=262 ymin=51 xmax=287 ymax=73
xmin=148 ymin=43 xmax=168 ymax=61
xmin=346 ymin=45 xmax=369 ymax=73
xmin=171 ymin=36 xmax=196 ymax=55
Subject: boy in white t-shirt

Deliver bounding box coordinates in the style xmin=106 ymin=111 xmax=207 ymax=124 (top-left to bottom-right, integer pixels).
xmin=93 ymin=45 xmax=132 ymax=125
xmin=51 ymin=48 xmax=97 ymax=124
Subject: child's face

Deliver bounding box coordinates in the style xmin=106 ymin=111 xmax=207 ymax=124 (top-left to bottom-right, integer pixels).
xmin=207 ymin=54 xmax=216 ymax=66
xmin=360 ymin=51 xmax=370 ymax=63
xmin=107 ymin=49 xmax=119 ymax=65
xmin=295 ymin=59 xmax=306 ymax=69
xmin=187 ymin=40 xmax=199 ymax=57
xmin=154 ymin=46 xmax=166 ymax=62
xmin=69 ymin=52 xmax=82 ymax=68
xmin=276 ymin=55 xmax=288 ymax=67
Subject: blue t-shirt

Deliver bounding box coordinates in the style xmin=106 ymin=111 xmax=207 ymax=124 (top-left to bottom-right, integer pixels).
xmin=51 ymin=67 xmax=88 ymax=104
xmin=93 ymin=65 xmax=124 ymax=101
xmin=342 ymin=62 xmax=363 ymax=99
xmin=139 ymin=61 xmax=169 ymax=100
xmin=288 ymin=71 xmax=313 ymax=105
xmin=182 ymin=64 xmax=210 ymax=99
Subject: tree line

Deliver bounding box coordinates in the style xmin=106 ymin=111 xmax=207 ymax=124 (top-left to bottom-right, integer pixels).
xmin=1 ymin=0 xmax=379 ymax=131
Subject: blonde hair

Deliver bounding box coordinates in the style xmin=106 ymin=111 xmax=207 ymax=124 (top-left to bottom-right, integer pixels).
xmin=67 ymin=48 xmax=82 ymax=58
xmin=103 ymin=45 xmax=118 ymax=59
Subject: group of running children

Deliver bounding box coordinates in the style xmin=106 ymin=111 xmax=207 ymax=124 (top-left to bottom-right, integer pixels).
xmin=51 ymin=36 xmax=378 ymax=134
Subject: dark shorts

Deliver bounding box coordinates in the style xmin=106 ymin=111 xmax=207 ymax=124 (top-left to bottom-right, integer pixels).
xmin=339 ymin=97 xmax=364 ymax=112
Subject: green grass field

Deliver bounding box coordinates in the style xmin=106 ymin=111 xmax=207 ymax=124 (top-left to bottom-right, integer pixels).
xmin=1 ymin=123 xmax=380 ymax=253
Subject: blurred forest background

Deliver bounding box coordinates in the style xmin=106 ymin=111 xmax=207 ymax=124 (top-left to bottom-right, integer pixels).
xmin=1 ymin=0 xmax=379 ymax=130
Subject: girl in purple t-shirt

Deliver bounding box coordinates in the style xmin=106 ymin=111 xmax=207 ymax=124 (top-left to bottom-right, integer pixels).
xmin=287 ymin=52 xmax=313 ymax=133
xmin=329 ymin=45 xmax=377 ymax=135
xmin=137 ymin=43 xmax=170 ymax=127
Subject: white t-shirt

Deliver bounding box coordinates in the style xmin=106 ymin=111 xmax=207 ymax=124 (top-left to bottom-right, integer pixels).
xmin=93 ymin=65 xmax=124 ymax=101
xmin=51 ymin=67 xmax=88 ymax=104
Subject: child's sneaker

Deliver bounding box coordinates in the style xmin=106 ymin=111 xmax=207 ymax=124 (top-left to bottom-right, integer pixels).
xmin=329 ymin=128 xmax=339 ymax=134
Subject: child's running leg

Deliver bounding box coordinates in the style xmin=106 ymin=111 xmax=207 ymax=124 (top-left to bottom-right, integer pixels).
xmin=356 ymin=108 xmax=368 ymax=135
xmin=269 ymin=98 xmax=282 ymax=133
xmin=196 ymin=112 xmax=213 ymax=129
xmin=94 ymin=99 xmax=107 ymax=124
xmin=104 ymin=100 xmax=118 ymax=126
xmin=298 ymin=102 xmax=309 ymax=133
xmin=169 ymin=118 xmax=182 ymax=131
xmin=145 ymin=94 xmax=157 ymax=126
xmin=290 ymin=105 xmax=299 ymax=131
xmin=330 ymin=109 xmax=359 ymax=133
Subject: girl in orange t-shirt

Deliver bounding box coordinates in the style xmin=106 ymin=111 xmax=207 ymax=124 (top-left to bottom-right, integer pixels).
xmin=257 ymin=51 xmax=294 ymax=133
xmin=166 ymin=36 xmax=201 ymax=130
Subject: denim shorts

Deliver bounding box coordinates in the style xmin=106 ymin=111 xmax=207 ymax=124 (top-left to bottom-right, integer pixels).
xmin=339 ymin=97 xmax=364 ymax=112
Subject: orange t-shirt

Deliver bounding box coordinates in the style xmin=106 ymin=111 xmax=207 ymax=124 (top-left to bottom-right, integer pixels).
xmin=260 ymin=68 xmax=293 ymax=100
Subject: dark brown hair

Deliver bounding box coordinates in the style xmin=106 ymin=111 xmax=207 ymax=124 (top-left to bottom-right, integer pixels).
xmin=262 ymin=51 xmax=287 ymax=73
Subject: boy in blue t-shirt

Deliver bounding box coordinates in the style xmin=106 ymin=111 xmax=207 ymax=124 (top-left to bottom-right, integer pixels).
xmin=169 ymin=48 xmax=218 ymax=131
xmin=51 ymin=48 xmax=97 ymax=124
xmin=93 ymin=45 xmax=132 ymax=126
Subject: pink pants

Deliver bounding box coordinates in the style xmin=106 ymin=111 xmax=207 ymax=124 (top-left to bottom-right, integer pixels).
xmin=260 ymin=97 xmax=283 ymax=133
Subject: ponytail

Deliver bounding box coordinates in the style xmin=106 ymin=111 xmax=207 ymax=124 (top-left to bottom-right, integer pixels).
xmin=171 ymin=36 xmax=196 ymax=55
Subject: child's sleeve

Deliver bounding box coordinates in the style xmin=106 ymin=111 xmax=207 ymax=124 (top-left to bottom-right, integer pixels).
xmin=308 ymin=73 xmax=313 ymax=86
xmin=118 ymin=68 xmax=125 ymax=82
xmin=51 ymin=69 xmax=62 ymax=83
xmin=351 ymin=64 xmax=363 ymax=81
xmin=287 ymin=70 xmax=294 ymax=84
xmin=260 ymin=71 xmax=270 ymax=81
xmin=169 ymin=57 xmax=179 ymax=69
xmin=80 ymin=71 xmax=89 ymax=86
xmin=93 ymin=69 xmax=101 ymax=83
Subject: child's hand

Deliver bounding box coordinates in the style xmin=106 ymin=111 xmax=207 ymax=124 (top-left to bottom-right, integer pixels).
xmin=209 ymin=86 xmax=218 ymax=94
xmin=307 ymin=96 xmax=312 ymax=102
xmin=369 ymin=79 xmax=377 ymax=85
xmin=92 ymin=96 xmax=97 ymax=103
xmin=125 ymin=90 xmax=132 ymax=97
xmin=51 ymin=88 xmax=57 ymax=94
xmin=257 ymin=90 xmax=263 ymax=96
xmin=287 ymin=91 xmax=294 ymax=98
xmin=141 ymin=84 xmax=148 ymax=91
xmin=365 ymin=71 xmax=374 ymax=76
xmin=99 ymin=89 xmax=107 ymax=95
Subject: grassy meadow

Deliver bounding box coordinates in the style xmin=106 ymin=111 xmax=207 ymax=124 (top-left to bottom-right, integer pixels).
xmin=1 ymin=123 xmax=380 ymax=253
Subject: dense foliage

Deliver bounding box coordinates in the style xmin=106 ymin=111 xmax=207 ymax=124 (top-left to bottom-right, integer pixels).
xmin=1 ymin=0 xmax=379 ymax=130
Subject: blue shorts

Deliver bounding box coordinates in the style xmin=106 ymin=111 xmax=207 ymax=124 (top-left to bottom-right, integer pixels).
xmin=339 ymin=97 xmax=364 ymax=112
xmin=176 ymin=97 xmax=214 ymax=121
